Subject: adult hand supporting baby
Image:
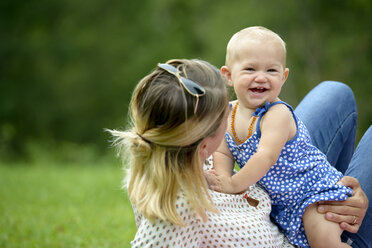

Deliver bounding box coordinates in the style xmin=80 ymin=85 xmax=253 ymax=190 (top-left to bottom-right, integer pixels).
xmin=317 ymin=176 xmax=369 ymax=233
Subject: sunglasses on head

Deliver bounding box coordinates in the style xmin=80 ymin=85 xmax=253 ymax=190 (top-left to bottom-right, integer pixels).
xmin=157 ymin=63 xmax=206 ymax=113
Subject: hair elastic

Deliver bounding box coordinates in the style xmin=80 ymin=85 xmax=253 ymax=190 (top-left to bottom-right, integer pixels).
xmin=136 ymin=132 xmax=151 ymax=144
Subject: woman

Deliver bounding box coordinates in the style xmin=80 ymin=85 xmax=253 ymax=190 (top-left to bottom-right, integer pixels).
xmin=109 ymin=58 xmax=369 ymax=247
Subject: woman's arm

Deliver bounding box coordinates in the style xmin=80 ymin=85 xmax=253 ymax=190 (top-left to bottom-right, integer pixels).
xmin=317 ymin=176 xmax=369 ymax=233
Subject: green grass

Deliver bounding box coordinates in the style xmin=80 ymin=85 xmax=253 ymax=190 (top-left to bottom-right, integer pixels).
xmin=0 ymin=162 xmax=136 ymax=248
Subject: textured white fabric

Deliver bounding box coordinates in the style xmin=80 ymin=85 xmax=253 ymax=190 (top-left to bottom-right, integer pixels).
xmin=130 ymin=157 xmax=294 ymax=247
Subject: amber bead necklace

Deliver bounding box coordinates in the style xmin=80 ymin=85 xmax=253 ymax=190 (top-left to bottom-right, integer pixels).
xmin=231 ymin=102 xmax=257 ymax=144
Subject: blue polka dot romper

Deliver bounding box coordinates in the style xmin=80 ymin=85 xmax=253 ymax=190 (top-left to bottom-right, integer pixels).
xmin=226 ymin=101 xmax=353 ymax=248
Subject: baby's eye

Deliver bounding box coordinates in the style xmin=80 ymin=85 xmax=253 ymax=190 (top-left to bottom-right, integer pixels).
xmin=245 ymin=67 xmax=255 ymax=72
xmin=267 ymin=69 xmax=277 ymax=73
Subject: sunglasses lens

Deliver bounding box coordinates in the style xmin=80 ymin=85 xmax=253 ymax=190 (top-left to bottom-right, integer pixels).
xmin=158 ymin=63 xmax=177 ymax=73
xmin=158 ymin=63 xmax=206 ymax=96
xmin=181 ymin=78 xmax=206 ymax=95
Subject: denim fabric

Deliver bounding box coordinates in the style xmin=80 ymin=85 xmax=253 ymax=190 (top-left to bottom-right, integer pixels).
xmin=294 ymin=81 xmax=371 ymax=248
xmin=343 ymin=126 xmax=372 ymax=248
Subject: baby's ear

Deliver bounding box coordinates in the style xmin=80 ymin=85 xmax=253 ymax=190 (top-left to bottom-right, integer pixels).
xmin=283 ymin=68 xmax=289 ymax=81
xmin=221 ymin=66 xmax=233 ymax=86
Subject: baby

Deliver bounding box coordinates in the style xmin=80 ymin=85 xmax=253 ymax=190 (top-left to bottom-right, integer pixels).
xmin=206 ymin=26 xmax=353 ymax=247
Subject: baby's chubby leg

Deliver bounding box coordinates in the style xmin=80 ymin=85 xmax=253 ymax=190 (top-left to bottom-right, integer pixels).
xmin=303 ymin=203 xmax=351 ymax=248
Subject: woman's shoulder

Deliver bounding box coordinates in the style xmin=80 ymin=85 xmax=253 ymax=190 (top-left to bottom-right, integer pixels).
xmin=209 ymin=184 xmax=272 ymax=213
xmin=130 ymin=155 xmax=294 ymax=247
xmin=131 ymin=186 xmax=294 ymax=248
xmin=132 ymin=192 xmax=201 ymax=224
xmin=131 ymin=195 xmax=202 ymax=247
xmin=205 ymin=186 xmax=293 ymax=247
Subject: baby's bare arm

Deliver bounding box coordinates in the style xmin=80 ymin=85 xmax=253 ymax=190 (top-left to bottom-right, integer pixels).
xmin=204 ymin=139 xmax=234 ymax=192
xmin=213 ymin=139 xmax=235 ymax=177
xmin=205 ymin=138 xmax=235 ymax=192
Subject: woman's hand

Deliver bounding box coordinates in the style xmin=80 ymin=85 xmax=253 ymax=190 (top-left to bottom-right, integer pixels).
xmin=317 ymin=176 xmax=369 ymax=233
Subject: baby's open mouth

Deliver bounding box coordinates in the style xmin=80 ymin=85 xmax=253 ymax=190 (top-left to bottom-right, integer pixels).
xmin=250 ymin=87 xmax=267 ymax=93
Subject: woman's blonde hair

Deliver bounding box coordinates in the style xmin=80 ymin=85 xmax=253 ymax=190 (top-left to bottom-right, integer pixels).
xmin=109 ymin=59 xmax=229 ymax=226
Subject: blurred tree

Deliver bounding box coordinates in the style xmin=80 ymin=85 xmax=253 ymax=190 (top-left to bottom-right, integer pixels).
xmin=0 ymin=0 xmax=371 ymax=161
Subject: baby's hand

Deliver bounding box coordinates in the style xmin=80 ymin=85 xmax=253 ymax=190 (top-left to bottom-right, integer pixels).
xmin=204 ymin=170 xmax=218 ymax=189
xmin=204 ymin=170 xmax=236 ymax=194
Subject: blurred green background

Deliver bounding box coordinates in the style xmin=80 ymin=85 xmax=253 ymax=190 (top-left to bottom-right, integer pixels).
xmin=1 ymin=0 xmax=371 ymax=247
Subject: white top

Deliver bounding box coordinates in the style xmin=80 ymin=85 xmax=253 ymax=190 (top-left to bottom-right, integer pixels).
xmin=130 ymin=157 xmax=294 ymax=247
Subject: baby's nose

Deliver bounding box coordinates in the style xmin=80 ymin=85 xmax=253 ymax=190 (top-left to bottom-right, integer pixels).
xmin=254 ymin=72 xmax=267 ymax=82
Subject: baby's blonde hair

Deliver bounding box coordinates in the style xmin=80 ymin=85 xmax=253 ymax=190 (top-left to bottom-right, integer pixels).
xmin=226 ymin=26 xmax=287 ymax=67
xmin=109 ymin=59 xmax=229 ymax=226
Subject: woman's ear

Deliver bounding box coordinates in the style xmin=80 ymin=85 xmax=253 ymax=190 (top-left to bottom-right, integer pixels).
xmin=199 ymin=139 xmax=210 ymax=161
xmin=221 ymin=66 xmax=233 ymax=86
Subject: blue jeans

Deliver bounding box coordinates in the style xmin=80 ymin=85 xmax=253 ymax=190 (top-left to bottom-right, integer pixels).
xmin=295 ymin=81 xmax=372 ymax=248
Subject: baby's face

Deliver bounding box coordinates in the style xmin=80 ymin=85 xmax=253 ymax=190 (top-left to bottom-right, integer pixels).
xmin=227 ymin=38 xmax=288 ymax=109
